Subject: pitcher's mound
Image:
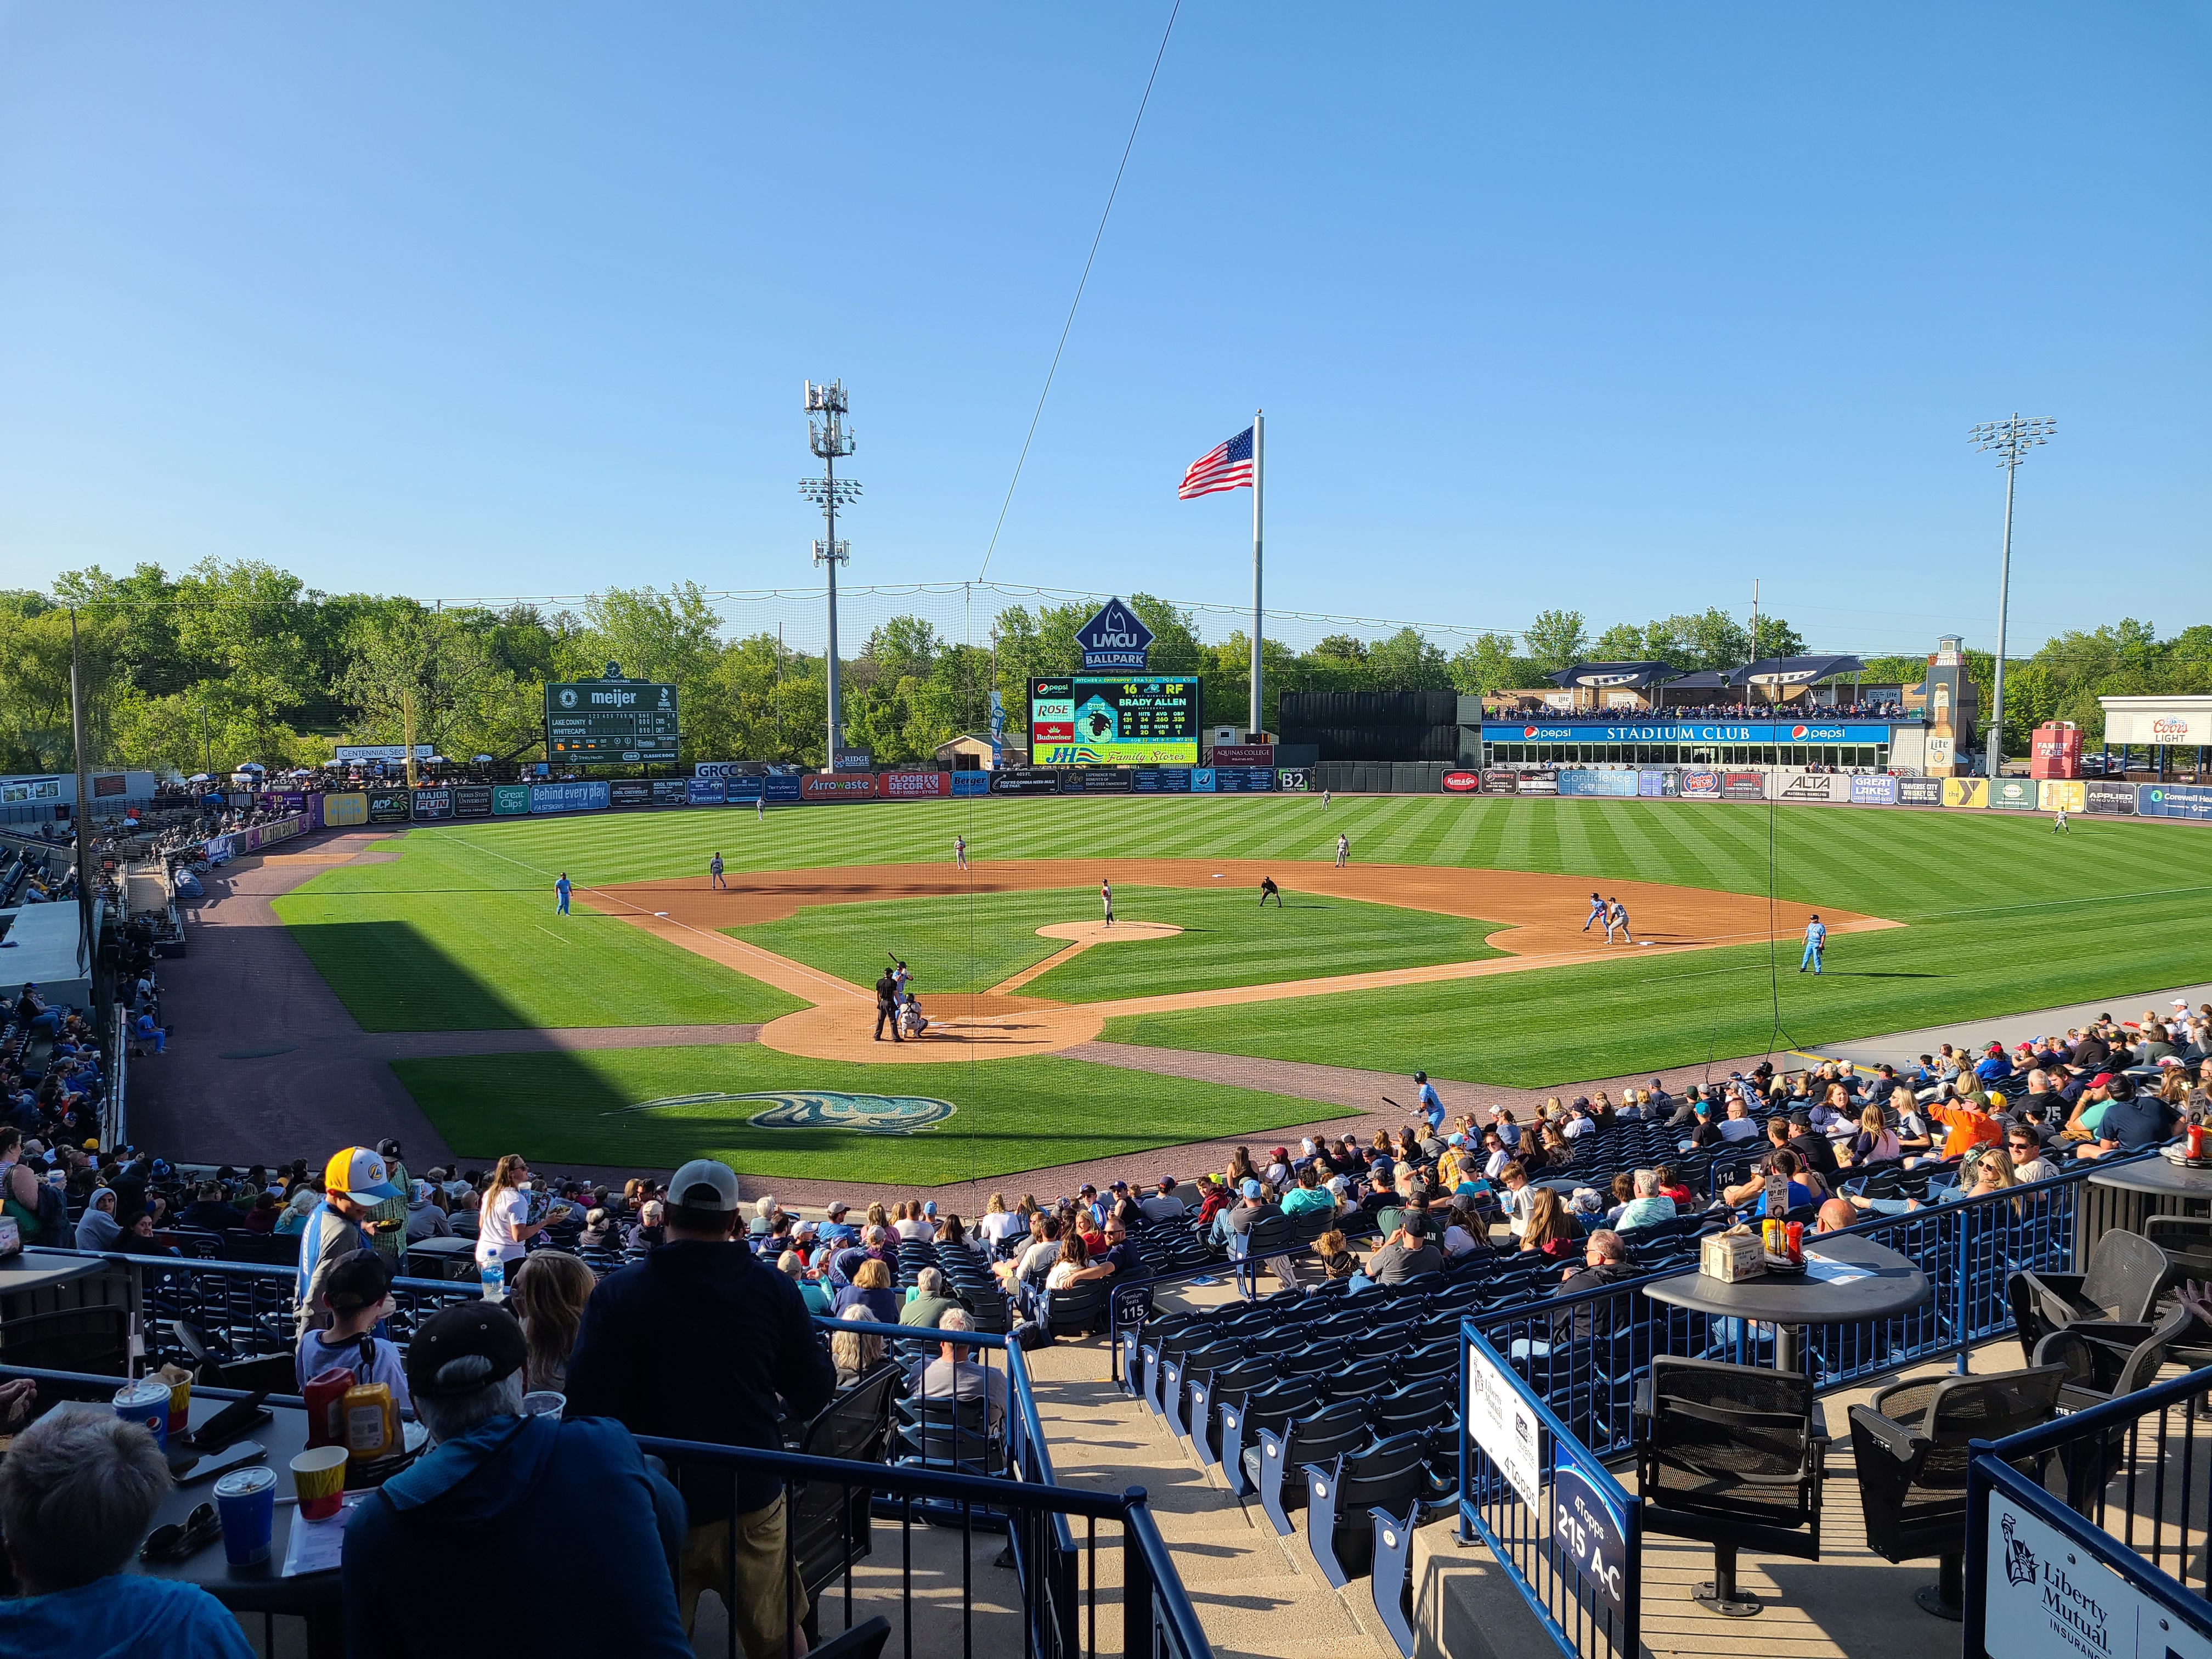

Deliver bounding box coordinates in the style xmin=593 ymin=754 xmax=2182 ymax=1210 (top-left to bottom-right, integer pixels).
xmin=1035 ymin=920 xmax=1182 ymax=944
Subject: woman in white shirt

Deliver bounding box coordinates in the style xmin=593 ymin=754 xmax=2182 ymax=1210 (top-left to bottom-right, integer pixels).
xmin=473 ymin=1154 xmax=568 ymax=1274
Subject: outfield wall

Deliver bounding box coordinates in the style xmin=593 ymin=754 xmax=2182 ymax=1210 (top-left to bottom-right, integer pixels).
xmin=272 ymin=770 xmax=2212 ymax=832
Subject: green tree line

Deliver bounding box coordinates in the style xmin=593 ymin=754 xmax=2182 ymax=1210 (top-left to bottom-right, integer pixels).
xmin=1 ymin=563 xmax=2201 ymax=773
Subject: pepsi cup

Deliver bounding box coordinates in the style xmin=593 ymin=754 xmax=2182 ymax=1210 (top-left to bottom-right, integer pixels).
xmin=213 ymin=1465 xmax=277 ymax=1565
xmin=112 ymin=1380 xmax=172 ymax=1451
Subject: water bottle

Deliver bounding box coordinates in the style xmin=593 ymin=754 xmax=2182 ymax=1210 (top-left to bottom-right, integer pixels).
xmin=479 ymin=1258 xmax=505 ymax=1301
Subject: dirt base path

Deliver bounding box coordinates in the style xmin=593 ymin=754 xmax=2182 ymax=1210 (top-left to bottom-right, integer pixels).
xmin=581 ymin=859 xmax=1893 ymax=1065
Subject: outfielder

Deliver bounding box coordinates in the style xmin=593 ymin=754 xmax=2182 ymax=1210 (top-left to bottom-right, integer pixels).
xmin=1259 ymin=876 xmax=1283 ymax=909
xmin=554 ymin=872 xmax=572 ymax=916
xmin=1800 ymin=913 xmax=1826 ymax=975
xmin=955 ymin=834 xmax=969 ymax=870
xmin=1334 ymin=832 xmax=1349 ymax=868
xmin=2053 ymin=808 xmax=2069 ymax=835
xmin=709 ymin=851 xmax=726 ymax=890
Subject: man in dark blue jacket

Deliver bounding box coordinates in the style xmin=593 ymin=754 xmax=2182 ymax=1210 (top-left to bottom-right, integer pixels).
xmin=341 ymin=1301 xmax=690 ymax=1658
xmin=566 ymin=1157 xmax=837 ymax=1655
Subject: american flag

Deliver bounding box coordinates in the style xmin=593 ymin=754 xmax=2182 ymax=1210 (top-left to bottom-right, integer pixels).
xmin=1178 ymin=425 xmax=1255 ymax=499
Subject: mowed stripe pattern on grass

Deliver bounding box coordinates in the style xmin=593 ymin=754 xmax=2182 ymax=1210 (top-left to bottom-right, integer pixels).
xmin=272 ymin=832 xmax=804 ymax=1031
xmin=390 ymin=1045 xmax=1334 ymax=1184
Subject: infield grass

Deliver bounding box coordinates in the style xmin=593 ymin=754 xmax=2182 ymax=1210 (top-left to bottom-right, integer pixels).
xmin=727 ymin=885 xmax=1503 ymax=1001
xmin=391 ymin=1045 xmax=1331 ymax=1183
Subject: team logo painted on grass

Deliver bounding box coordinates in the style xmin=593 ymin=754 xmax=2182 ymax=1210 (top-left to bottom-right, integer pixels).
xmin=603 ymin=1090 xmax=956 ymax=1136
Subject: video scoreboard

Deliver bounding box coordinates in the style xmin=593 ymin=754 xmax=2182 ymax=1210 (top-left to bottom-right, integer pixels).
xmin=1028 ymin=676 xmax=1199 ymax=765
xmin=545 ymin=679 xmax=681 ymax=763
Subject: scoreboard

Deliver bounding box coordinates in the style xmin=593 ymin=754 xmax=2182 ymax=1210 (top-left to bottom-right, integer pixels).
xmin=1029 ymin=676 xmax=1199 ymax=765
xmin=545 ymin=679 xmax=681 ymax=763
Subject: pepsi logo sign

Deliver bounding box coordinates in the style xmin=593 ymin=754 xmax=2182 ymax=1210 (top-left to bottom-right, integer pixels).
xmin=1791 ymin=725 xmax=1808 ymax=740
xmin=1523 ymin=725 xmax=1540 ymax=738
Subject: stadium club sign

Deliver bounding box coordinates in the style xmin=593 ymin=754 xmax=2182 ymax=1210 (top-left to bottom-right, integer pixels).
xmin=1075 ymin=597 xmax=1154 ymax=672
xmin=1485 ymin=720 xmax=1892 ymax=743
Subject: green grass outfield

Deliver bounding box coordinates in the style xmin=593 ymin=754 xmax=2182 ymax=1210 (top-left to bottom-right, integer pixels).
xmin=390 ymin=1046 xmax=1330 ymax=1184
xmin=272 ymin=794 xmax=2212 ymax=1174
xmin=727 ymin=885 xmax=1503 ymax=1001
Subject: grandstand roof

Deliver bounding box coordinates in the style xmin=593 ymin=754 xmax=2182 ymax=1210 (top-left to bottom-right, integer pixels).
xmin=1729 ymin=653 xmax=1868 ymax=689
xmin=1663 ymin=670 xmax=1739 ymax=690
xmin=1543 ymin=661 xmax=1682 ymax=690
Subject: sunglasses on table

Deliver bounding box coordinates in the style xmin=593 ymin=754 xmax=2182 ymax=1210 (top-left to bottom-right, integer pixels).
xmin=142 ymin=1501 xmax=221 ymax=1562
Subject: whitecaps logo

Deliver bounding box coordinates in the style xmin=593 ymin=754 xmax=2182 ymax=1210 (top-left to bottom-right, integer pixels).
xmin=602 ymin=1090 xmax=955 ymax=1136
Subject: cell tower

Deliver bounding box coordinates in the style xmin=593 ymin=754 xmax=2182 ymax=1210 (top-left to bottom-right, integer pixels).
xmin=800 ymin=381 xmax=860 ymax=769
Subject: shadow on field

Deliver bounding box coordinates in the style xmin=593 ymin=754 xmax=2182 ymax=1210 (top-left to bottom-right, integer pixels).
xmin=283 ymin=915 xmax=540 ymax=1032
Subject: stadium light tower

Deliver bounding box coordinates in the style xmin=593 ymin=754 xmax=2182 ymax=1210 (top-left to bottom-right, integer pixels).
xmin=800 ymin=381 xmax=860 ymax=769
xmin=1968 ymin=414 xmax=2056 ymax=779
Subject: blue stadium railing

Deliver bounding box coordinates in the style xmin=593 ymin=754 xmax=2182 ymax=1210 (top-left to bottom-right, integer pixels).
xmin=1964 ymin=1361 xmax=2212 ymax=1657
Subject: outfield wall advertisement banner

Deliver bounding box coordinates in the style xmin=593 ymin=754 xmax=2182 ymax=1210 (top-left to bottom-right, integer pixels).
xmin=531 ymin=781 xmax=610 ymax=814
xmin=323 ymin=792 xmax=368 ymax=826
xmin=411 ymin=788 xmax=454 ymax=820
xmin=687 ymin=780 xmax=725 ymax=806
xmin=1278 ymin=768 xmax=1309 ymax=791
xmin=1484 ymin=719 xmax=1893 ymax=743
xmin=1850 ymin=775 xmax=1899 ymax=805
xmin=1132 ymin=768 xmax=1191 ymax=793
xmin=2141 ymin=784 xmax=2212 ymax=820
xmin=455 ymin=786 xmax=494 ymax=816
xmin=1943 ymin=777 xmax=1990 ymax=809
xmin=610 ymin=780 xmax=652 ymax=807
xmin=1028 ymin=675 xmax=1199 ymax=764
xmin=989 ymin=768 xmax=1061 ymax=795
xmin=1556 ymin=769 xmax=1639 ymax=797
xmin=950 ymin=772 xmax=989 ymax=797
xmin=1442 ymin=770 xmax=1480 ymax=793
xmin=1679 ymin=769 xmax=1720 ymax=799
xmin=881 ymin=770 xmax=950 ymax=799
xmin=799 ymin=774 xmax=878 ymax=802
xmin=2038 ymin=780 xmax=2086 ymax=814
xmin=1062 ymin=768 xmax=1132 ymax=793
xmin=1899 ymin=777 xmax=1943 ymax=806
xmin=1771 ymin=772 xmax=1844 ymax=803
xmin=1723 ymin=772 xmax=1765 ymax=800
xmin=724 ymin=775 xmax=765 ymax=802
xmin=1208 ymin=744 xmax=1274 ymax=767
xmin=366 ymin=791 xmax=411 ymax=824
xmin=1989 ymin=778 xmax=2039 ymax=811
xmin=1639 ymin=769 xmax=1675 ymax=797
xmin=493 ymin=785 xmax=532 ymax=815
xmin=1482 ymin=770 xmax=1519 ymax=794
xmin=1516 ymin=771 xmax=1559 ymax=795
xmin=1211 ymin=766 xmax=1276 ymax=791
xmin=764 ymin=775 xmax=802 ymax=803
xmin=652 ymin=779 xmax=688 ymax=805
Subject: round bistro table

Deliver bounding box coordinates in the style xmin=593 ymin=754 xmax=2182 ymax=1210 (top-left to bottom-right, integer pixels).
xmin=1640 ymin=1232 xmax=1929 ymax=1375
xmin=2081 ymin=1155 xmax=2212 ymax=1259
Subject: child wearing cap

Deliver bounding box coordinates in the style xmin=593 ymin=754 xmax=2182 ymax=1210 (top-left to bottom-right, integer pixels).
xmin=296 ymin=1248 xmax=411 ymax=1405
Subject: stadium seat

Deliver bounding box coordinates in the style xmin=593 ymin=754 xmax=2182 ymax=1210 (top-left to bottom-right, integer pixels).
xmin=1252 ymin=1400 xmax=1372 ymax=1537
xmin=1304 ymin=1431 xmax=1429 ymax=1587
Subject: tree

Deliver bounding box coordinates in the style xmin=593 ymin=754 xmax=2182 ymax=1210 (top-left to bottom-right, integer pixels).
xmin=1448 ymin=633 xmax=1531 ymax=695
xmin=1366 ymin=627 xmax=1452 ymax=689
xmin=1521 ymin=610 xmax=1589 ymax=674
xmin=1590 ymin=622 xmax=1646 ymax=662
xmin=170 ymin=560 xmax=318 ymax=760
xmin=336 ymin=605 xmax=538 ymax=762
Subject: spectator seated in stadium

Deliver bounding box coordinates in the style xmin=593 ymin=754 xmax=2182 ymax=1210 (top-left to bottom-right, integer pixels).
xmin=1850 ymin=1145 xmax=2021 ymax=1214
xmin=834 ymin=1258 xmax=900 ymax=1324
xmin=1613 ymin=1169 xmax=1678 ymax=1232
xmin=1353 ymin=1211 xmax=1443 ymax=1290
xmin=905 ymin=1306 xmax=1009 ymax=1430
xmin=565 ymin=1157 xmax=836 ymax=1650
xmin=296 ymin=1249 xmax=411 ymax=1401
xmin=404 ymin=1180 xmax=452 ymax=1243
xmin=1138 ymin=1177 xmax=1187 ymax=1223
xmin=0 ymin=1397 xmax=253 ymax=1658
xmin=830 ymin=1305 xmax=885 ymax=1386
xmin=900 ymin=1265 xmax=960 ymax=1328
xmin=511 ymin=1249 xmax=594 ymax=1395
xmin=180 ymin=1180 xmax=237 ymax=1234
xmin=2072 ymin=1075 xmax=2178 ymax=1159
xmin=73 ymin=1184 xmax=121 ymax=1251
xmin=342 ymin=1301 xmax=692 ymax=1658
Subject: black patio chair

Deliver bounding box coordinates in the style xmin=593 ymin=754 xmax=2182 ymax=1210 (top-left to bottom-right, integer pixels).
xmin=1634 ymin=1356 xmax=1822 ymax=1618
xmin=2007 ymin=1228 xmax=2171 ymax=1362
xmin=1849 ymin=1364 xmax=2067 ymax=1619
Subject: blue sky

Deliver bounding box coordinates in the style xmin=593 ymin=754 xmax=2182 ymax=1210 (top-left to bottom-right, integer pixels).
xmin=2 ymin=5 xmax=2204 ymax=658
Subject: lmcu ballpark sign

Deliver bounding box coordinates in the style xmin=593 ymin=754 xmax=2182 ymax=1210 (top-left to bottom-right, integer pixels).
xmin=1076 ymin=598 xmax=1154 ymax=672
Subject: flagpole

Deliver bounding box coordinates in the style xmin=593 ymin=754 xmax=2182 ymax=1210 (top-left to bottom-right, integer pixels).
xmin=1249 ymin=410 xmax=1264 ymax=739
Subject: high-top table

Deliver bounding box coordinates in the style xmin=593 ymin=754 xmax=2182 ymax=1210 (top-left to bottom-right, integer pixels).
xmin=1640 ymin=1233 xmax=1929 ymax=1375
xmin=2081 ymin=1153 xmax=2212 ymax=1257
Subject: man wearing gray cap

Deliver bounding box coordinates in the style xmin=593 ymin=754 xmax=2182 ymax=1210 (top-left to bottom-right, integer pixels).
xmin=567 ymin=1158 xmax=837 ymax=1656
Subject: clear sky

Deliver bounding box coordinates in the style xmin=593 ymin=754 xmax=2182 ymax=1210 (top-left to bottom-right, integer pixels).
xmin=2 ymin=5 xmax=2204 ymax=658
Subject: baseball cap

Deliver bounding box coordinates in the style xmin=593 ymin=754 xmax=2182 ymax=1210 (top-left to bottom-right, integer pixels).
xmin=669 ymin=1158 xmax=739 ymax=1214
xmin=1326 ymin=1175 xmax=1349 ymax=1195
xmin=826 ymin=1200 xmax=851 ymax=1216
xmin=1372 ymin=1157 xmax=1395 ymax=1176
xmin=1271 ymin=1147 xmax=1289 ymax=1161
xmin=1240 ymin=1179 xmax=1263 ymax=1199
xmin=405 ymin=1302 xmax=529 ymax=1400
xmin=1987 ymin=1043 xmax=2004 ymax=1056
xmin=2092 ymin=1073 xmax=2115 ymax=1088
xmin=324 ymin=1248 xmax=393 ymax=1312
xmin=323 ymin=1146 xmax=400 ymax=1204
xmin=922 ymin=1201 xmax=938 ymax=1216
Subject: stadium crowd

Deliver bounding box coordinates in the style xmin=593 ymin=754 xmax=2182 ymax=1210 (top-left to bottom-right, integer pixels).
xmin=1 ymin=998 xmax=2208 ymax=1653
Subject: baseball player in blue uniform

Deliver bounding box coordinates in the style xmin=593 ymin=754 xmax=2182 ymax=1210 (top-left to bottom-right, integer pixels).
xmin=554 ymin=872 xmax=572 ymax=915
xmin=1800 ymin=914 xmax=1826 ymax=974
xmin=1582 ymin=891 xmax=1605 ymax=932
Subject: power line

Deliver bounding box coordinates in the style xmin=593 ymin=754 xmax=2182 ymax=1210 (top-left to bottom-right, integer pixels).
xmin=974 ymin=0 xmax=1180 ymax=583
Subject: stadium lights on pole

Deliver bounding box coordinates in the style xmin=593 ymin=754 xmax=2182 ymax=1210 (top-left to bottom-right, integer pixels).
xmin=801 ymin=381 xmax=860 ymax=770
xmin=1968 ymin=414 xmax=2056 ymax=779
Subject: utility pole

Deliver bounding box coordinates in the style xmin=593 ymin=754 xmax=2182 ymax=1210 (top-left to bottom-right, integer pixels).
xmin=800 ymin=381 xmax=860 ymax=770
xmin=1969 ymin=415 xmax=2057 ymax=778
xmin=66 ymin=609 xmax=106 ymax=1034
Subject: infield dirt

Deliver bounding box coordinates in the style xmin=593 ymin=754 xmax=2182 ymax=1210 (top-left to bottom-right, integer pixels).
xmin=575 ymin=860 xmax=1894 ymax=1064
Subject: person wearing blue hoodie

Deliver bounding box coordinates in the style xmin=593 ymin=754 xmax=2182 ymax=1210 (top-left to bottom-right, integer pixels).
xmin=341 ymin=1301 xmax=690 ymax=1659
xmin=0 ymin=1400 xmax=253 ymax=1658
